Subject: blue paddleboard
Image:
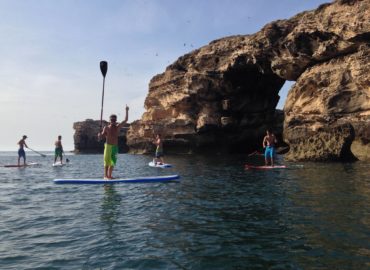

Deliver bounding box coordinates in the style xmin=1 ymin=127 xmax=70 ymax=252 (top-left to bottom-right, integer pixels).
xmin=54 ymin=174 xmax=180 ymax=184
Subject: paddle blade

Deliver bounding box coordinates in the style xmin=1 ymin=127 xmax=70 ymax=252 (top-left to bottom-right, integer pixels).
xmin=100 ymin=61 xmax=108 ymax=77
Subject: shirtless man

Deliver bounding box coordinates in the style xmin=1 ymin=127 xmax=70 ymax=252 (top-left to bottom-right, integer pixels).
xmin=262 ymin=129 xmax=277 ymax=166
xmin=153 ymin=134 xmax=164 ymax=165
xmin=54 ymin=135 xmax=64 ymax=164
xmin=98 ymin=105 xmax=129 ymax=179
xmin=18 ymin=135 xmax=28 ymax=166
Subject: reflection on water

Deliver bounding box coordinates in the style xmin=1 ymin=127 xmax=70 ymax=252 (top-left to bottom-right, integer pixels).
xmin=101 ymin=185 xmax=122 ymax=236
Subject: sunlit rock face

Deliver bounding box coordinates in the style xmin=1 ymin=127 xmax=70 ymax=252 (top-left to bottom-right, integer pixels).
xmin=127 ymin=35 xmax=286 ymax=154
xmin=284 ymin=47 xmax=370 ymax=161
xmin=282 ymin=0 xmax=370 ymax=161
xmin=73 ymin=119 xmax=129 ymax=153
xmin=127 ymin=0 xmax=370 ymax=160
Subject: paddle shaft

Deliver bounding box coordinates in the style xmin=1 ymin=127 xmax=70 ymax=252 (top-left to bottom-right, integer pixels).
xmin=99 ymin=76 xmax=106 ymax=131
xmin=99 ymin=61 xmax=108 ymax=132
xmin=27 ymin=147 xmax=46 ymax=157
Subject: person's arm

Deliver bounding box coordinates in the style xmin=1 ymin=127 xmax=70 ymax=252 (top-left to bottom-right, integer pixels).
xmin=262 ymin=136 xmax=267 ymax=148
xmin=24 ymin=142 xmax=28 ymax=148
xmin=98 ymin=126 xmax=107 ymax=140
xmin=118 ymin=105 xmax=129 ymax=127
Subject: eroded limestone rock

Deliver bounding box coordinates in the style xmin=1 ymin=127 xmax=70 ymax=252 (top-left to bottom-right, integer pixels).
xmin=73 ymin=119 xmax=129 ymax=153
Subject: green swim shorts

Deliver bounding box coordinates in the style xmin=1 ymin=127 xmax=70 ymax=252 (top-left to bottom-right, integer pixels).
xmin=104 ymin=144 xmax=118 ymax=167
xmin=55 ymin=147 xmax=63 ymax=158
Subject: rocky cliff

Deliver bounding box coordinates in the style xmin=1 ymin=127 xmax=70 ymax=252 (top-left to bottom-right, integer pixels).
xmin=127 ymin=0 xmax=369 ymax=160
xmin=73 ymin=119 xmax=129 ymax=153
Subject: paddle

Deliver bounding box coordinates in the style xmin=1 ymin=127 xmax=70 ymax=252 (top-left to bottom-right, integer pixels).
xmin=99 ymin=61 xmax=108 ymax=131
xmin=27 ymin=147 xmax=46 ymax=157
xmin=248 ymin=150 xmax=264 ymax=157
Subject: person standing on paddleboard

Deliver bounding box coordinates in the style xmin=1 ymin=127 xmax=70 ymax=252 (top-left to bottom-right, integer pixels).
xmin=263 ymin=129 xmax=277 ymax=166
xmin=98 ymin=105 xmax=129 ymax=179
xmin=54 ymin=135 xmax=64 ymax=164
xmin=17 ymin=135 xmax=28 ymax=166
xmin=153 ymin=134 xmax=164 ymax=165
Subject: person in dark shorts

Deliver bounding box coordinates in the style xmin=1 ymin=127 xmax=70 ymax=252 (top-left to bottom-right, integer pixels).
xmin=54 ymin=135 xmax=64 ymax=164
xmin=153 ymin=134 xmax=164 ymax=165
xmin=17 ymin=135 xmax=28 ymax=166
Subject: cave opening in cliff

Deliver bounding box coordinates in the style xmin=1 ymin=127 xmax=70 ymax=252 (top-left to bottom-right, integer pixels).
xmin=276 ymin=81 xmax=294 ymax=110
xmin=221 ymin=62 xmax=286 ymax=153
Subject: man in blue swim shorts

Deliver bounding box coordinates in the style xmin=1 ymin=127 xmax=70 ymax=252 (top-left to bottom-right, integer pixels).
xmin=263 ymin=129 xmax=277 ymax=166
xmin=17 ymin=135 xmax=28 ymax=166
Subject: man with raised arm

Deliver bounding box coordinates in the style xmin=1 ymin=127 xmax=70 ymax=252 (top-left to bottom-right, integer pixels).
xmin=98 ymin=105 xmax=129 ymax=179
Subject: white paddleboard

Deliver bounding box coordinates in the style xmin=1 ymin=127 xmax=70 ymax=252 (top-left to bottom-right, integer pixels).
xmin=148 ymin=161 xmax=172 ymax=168
xmin=52 ymin=162 xmax=65 ymax=167
xmin=53 ymin=174 xmax=180 ymax=184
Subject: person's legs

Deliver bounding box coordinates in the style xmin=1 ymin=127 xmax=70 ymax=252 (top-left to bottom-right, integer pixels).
xmin=264 ymin=147 xmax=269 ymax=166
xmin=104 ymin=166 xmax=109 ymax=179
xmin=108 ymin=166 xmax=114 ymax=179
xmin=108 ymin=146 xmax=118 ymax=179
xmin=104 ymin=144 xmax=111 ymax=179
xmin=154 ymin=151 xmax=159 ymax=165
xmin=18 ymin=149 xmax=26 ymax=165
xmin=270 ymin=147 xmax=275 ymax=166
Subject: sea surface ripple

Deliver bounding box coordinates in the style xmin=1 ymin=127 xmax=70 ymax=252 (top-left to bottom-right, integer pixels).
xmin=0 ymin=152 xmax=369 ymax=269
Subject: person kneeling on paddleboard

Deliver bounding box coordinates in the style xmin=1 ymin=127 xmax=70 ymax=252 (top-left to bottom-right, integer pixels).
xmin=98 ymin=105 xmax=129 ymax=179
xmin=263 ymin=129 xmax=277 ymax=167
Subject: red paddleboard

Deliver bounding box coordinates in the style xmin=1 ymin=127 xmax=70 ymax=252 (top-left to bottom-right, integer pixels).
xmin=245 ymin=164 xmax=287 ymax=170
xmin=3 ymin=162 xmax=39 ymax=168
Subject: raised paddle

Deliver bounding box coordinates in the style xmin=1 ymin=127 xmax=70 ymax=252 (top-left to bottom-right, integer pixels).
xmin=27 ymin=147 xmax=46 ymax=157
xmin=99 ymin=61 xmax=108 ymax=131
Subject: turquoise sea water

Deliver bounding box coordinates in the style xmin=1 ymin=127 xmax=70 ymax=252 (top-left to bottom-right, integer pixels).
xmin=0 ymin=152 xmax=369 ymax=270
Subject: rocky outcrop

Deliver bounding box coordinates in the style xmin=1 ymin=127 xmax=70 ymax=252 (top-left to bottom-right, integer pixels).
xmin=127 ymin=0 xmax=369 ymax=160
xmin=284 ymin=47 xmax=370 ymax=161
xmin=127 ymin=34 xmax=287 ymax=154
xmin=73 ymin=119 xmax=129 ymax=153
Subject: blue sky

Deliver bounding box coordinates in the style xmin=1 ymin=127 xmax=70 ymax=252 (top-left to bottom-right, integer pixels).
xmin=0 ymin=0 xmax=329 ymax=151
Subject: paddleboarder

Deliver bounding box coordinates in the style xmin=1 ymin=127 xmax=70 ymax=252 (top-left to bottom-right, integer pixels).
xmin=153 ymin=134 xmax=164 ymax=165
xmin=98 ymin=105 xmax=129 ymax=179
xmin=262 ymin=129 xmax=277 ymax=166
xmin=17 ymin=135 xmax=28 ymax=166
xmin=54 ymin=135 xmax=64 ymax=164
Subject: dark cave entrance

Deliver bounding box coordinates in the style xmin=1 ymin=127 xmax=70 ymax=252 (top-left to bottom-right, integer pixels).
xmin=219 ymin=61 xmax=286 ymax=153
